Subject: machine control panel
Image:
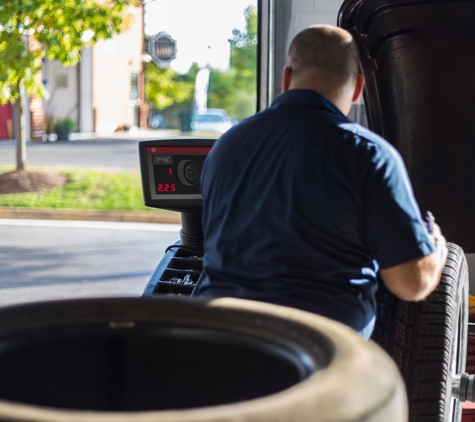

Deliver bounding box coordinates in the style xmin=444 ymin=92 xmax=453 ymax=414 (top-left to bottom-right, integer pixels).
xmin=139 ymin=139 xmax=216 ymax=213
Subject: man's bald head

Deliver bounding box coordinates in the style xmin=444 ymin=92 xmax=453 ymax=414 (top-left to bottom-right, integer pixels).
xmin=286 ymin=24 xmax=360 ymax=92
xmin=282 ymin=24 xmax=364 ymax=115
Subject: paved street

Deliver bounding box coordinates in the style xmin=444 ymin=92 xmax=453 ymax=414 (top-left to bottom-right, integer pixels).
xmin=0 ymin=130 xmax=182 ymax=170
xmin=0 ymin=219 xmax=181 ymax=307
xmin=0 ymin=139 xmax=141 ymax=170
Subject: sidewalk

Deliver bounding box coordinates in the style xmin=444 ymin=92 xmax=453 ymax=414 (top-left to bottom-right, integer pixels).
xmin=0 ymin=207 xmax=181 ymax=225
xmin=0 ymin=128 xmax=185 ymax=144
xmin=70 ymin=128 xmax=182 ymax=141
xmin=0 ymin=129 xmax=185 ymax=146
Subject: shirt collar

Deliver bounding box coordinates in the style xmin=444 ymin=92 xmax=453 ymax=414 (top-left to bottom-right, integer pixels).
xmin=270 ymin=89 xmax=346 ymax=118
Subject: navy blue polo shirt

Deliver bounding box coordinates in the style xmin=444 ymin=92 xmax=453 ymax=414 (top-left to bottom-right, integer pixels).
xmin=197 ymin=89 xmax=434 ymax=332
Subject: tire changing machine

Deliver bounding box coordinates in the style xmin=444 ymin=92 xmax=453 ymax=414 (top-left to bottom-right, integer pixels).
xmin=139 ymin=138 xmax=215 ymax=299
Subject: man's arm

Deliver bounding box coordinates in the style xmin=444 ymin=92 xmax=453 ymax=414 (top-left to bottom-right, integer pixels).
xmin=379 ymin=222 xmax=448 ymax=301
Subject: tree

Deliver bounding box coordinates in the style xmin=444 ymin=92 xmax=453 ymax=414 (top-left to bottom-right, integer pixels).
xmin=0 ymin=0 xmax=138 ymax=171
xmin=143 ymin=4 xmax=258 ymax=124
xmin=208 ymin=5 xmax=257 ymax=121
xmin=229 ymin=5 xmax=257 ymax=92
xmin=145 ymin=61 xmax=195 ymax=110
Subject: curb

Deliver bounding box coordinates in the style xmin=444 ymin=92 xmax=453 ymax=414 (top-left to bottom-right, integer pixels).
xmin=0 ymin=207 xmax=181 ymax=225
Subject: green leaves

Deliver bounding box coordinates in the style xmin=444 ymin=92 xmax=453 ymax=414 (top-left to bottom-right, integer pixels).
xmin=209 ymin=5 xmax=257 ymax=121
xmin=145 ymin=62 xmax=194 ymax=110
xmin=0 ymin=0 xmax=139 ymax=103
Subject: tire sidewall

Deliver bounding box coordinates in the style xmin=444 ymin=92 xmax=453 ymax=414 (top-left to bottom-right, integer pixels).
xmin=0 ymin=297 xmax=408 ymax=422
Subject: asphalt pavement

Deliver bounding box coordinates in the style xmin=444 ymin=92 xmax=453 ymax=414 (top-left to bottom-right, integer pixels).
xmin=0 ymin=129 xmax=182 ymax=171
xmin=0 ymin=218 xmax=182 ymax=307
xmin=0 ymin=130 xmax=189 ymax=306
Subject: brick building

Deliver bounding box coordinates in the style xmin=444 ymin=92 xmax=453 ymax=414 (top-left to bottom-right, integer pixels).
xmin=28 ymin=2 xmax=147 ymax=141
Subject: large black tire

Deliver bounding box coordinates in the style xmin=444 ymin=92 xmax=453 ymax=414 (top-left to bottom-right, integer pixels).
xmin=0 ymin=297 xmax=406 ymax=422
xmin=372 ymin=242 xmax=469 ymax=422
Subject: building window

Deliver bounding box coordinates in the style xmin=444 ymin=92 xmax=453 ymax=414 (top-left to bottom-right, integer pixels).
xmin=131 ymin=73 xmax=139 ymax=100
xmin=55 ymin=73 xmax=68 ymax=89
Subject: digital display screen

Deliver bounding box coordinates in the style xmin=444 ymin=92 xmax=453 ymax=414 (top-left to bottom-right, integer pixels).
xmin=145 ymin=146 xmax=211 ymax=199
xmin=140 ymin=140 xmax=215 ymax=212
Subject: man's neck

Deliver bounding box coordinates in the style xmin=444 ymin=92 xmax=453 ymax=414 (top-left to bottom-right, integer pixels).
xmin=287 ymin=85 xmax=352 ymax=116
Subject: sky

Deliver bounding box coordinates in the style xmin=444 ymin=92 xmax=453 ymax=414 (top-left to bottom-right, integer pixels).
xmin=144 ymin=0 xmax=257 ymax=74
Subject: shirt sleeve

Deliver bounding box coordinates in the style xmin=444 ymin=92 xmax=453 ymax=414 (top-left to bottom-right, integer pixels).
xmin=357 ymin=136 xmax=435 ymax=269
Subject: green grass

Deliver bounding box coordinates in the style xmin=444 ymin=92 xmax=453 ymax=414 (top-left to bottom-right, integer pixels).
xmin=0 ymin=165 xmax=163 ymax=212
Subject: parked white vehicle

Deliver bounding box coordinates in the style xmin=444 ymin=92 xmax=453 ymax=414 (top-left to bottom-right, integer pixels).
xmin=191 ymin=109 xmax=233 ymax=134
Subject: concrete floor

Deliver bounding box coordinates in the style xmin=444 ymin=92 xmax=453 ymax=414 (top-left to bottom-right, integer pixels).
xmin=0 ymin=218 xmax=181 ymax=307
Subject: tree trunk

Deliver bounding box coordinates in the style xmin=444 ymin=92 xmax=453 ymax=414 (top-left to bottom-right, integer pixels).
xmin=14 ymin=84 xmax=27 ymax=171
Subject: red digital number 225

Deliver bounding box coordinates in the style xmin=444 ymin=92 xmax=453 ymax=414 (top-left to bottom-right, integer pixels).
xmin=157 ymin=184 xmax=176 ymax=192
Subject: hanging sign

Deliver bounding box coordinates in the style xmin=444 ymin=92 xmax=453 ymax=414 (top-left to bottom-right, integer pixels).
xmin=149 ymin=32 xmax=177 ymax=68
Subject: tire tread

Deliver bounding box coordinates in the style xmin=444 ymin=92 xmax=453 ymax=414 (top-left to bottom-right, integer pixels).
xmin=371 ymin=243 xmax=468 ymax=422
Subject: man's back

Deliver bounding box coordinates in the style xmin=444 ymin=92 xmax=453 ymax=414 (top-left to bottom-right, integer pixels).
xmin=197 ymin=24 xmax=446 ymax=338
xmin=197 ymin=89 xmax=433 ymax=332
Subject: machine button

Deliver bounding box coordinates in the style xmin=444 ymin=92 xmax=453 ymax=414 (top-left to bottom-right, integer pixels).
xmin=185 ymin=163 xmax=198 ymax=183
xmin=178 ymin=160 xmax=199 ymax=186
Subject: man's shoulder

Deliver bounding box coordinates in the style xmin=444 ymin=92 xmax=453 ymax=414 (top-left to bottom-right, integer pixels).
xmin=335 ymin=122 xmax=401 ymax=160
xmin=336 ymin=121 xmax=384 ymax=144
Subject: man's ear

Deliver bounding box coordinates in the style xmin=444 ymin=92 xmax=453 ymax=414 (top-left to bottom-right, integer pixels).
xmin=351 ymin=74 xmax=365 ymax=102
xmin=282 ymin=66 xmax=292 ymax=92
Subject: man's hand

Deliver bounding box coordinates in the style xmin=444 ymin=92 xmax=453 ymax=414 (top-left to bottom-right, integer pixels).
xmin=379 ymin=213 xmax=447 ymax=302
xmin=426 ymin=213 xmax=448 ymax=271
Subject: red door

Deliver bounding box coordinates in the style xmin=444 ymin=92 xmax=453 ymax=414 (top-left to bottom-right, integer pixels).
xmin=0 ymin=103 xmax=12 ymax=139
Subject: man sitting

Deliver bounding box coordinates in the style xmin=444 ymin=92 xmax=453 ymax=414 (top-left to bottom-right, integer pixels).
xmin=196 ymin=24 xmax=447 ymax=339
